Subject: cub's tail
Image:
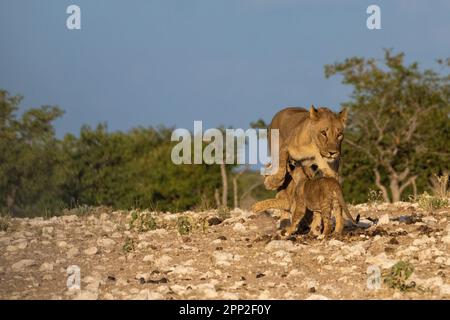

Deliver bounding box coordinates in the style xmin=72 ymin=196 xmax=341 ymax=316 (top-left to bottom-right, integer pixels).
xmin=335 ymin=190 xmax=360 ymax=224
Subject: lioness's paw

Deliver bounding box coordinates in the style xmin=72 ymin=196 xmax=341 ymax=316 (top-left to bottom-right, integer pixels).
xmin=263 ymin=175 xmax=285 ymax=190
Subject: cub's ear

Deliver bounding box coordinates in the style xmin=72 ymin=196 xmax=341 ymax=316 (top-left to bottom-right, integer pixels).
xmin=309 ymin=105 xmax=319 ymax=121
xmin=339 ymin=107 xmax=349 ymax=125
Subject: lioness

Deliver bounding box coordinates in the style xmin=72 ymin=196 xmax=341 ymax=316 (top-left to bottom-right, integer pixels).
xmin=285 ymin=165 xmax=359 ymax=236
xmin=264 ymin=106 xmax=348 ymax=191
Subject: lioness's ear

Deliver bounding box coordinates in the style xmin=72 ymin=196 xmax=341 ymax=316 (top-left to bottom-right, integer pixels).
xmin=309 ymin=105 xmax=319 ymax=121
xmin=339 ymin=107 xmax=348 ymax=125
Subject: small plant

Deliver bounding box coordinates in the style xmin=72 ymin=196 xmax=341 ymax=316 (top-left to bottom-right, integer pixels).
xmin=430 ymin=173 xmax=449 ymax=199
xmin=194 ymin=194 xmax=214 ymax=212
xmin=122 ymin=237 xmax=135 ymax=253
xmin=417 ymin=192 xmax=449 ymax=211
xmin=217 ymin=206 xmax=231 ymax=221
xmin=65 ymin=204 xmax=96 ymax=216
xmin=177 ymin=216 xmax=193 ymax=235
xmin=367 ymin=189 xmax=384 ymax=206
xmin=0 ymin=215 xmax=11 ymax=232
xmin=129 ymin=210 xmax=157 ymax=232
xmin=383 ymin=261 xmax=416 ymax=292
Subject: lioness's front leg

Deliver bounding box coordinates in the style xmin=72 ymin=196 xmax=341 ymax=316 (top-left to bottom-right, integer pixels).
xmin=263 ymin=145 xmax=289 ymax=190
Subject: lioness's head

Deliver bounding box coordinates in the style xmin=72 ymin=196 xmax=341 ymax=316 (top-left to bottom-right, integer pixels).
xmin=309 ymin=106 xmax=348 ymax=162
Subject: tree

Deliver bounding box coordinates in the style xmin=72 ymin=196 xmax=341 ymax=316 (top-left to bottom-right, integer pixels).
xmin=325 ymin=50 xmax=450 ymax=202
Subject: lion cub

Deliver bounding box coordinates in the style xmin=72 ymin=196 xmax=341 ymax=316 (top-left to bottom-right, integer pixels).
xmin=286 ymin=165 xmax=359 ymax=236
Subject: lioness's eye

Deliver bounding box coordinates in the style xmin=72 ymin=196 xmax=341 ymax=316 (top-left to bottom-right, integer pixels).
xmin=337 ymin=132 xmax=343 ymax=139
xmin=321 ymin=130 xmax=327 ymax=137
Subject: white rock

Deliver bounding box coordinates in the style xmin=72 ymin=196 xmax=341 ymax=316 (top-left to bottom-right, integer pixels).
xmin=328 ymin=239 xmax=344 ymax=247
xmin=232 ymin=223 xmax=246 ymax=233
xmin=441 ymin=235 xmax=450 ymax=244
xmin=73 ymin=291 xmax=98 ymax=300
xmin=213 ymin=251 xmax=241 ymax=267
xmin=265 ymin=240 xmax=296 ymax=252
xmin=365 ymin=253 xmax=396 ymax=269
xmin=97 ymin=238 xmax=116 ymax=248
xmin=305 ymin=294 xmax=330 ymax=300
xmin=39 ymin=262 xmax=54 ymax=272
xmin=440 ymin=284 xmax=450 ymax=296
xmin=169 ymin=265 xmax=196 ymax=275
xmin=62 ymin=215 xmax=78 ymax=223
xmin=316 ymin=255 xmax=326 ymax=264
xmin=413 ymin=235 xmax=436 ymax=246
xmin=12 ymin=259 xmax=36 ymax=272
xmin=67 ymin=247 xmax=80 ymax=259
xmin=42 ymin=226 xmax=54 ymax=235
xmin=84 ymin=247 xmax=98 ymax=256
xmin=143 ymin=255 xmax=154 ymax=262
xmin=57 ymin=241 xmax=68 ymax=248
xmin=154 ymin=255 xmax=173 ymax=268
xmin=378 ymin=214 xmax=390 ymax=225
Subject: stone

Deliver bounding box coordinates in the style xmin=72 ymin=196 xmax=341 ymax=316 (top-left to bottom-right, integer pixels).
xmin=378 ymin=214 xmax=390 ymax=225
xmin=232 ymin=223 xmax=246 ymax=233
xmin=213 ymin=251 xmax=241 ymax=267
xmin=84 ymin=247 xmax=98 ymax=256
xmin=12 ymin=259 xmax=36 ymax=272
xmin=39 ymin=262 xmax=54 ymax=272
xmin=305 ymin=294 xmax=330 ymax=300
xmin=154 ymin=255 xmax=173 ymax=268
xmin=97 ymin=238 xmax=116 ymax=248
xmin=143 ymin=255 xmax=154 ymax=262
xmin=441 ymin=235 xmax=450 ymax=245
xmin=265 ymin=240 xmax=296 ymax=252
xmin=365 ymin=253 xmax=396 ymax=269
xmin=67 ymin=247 xmax=80 ymax=259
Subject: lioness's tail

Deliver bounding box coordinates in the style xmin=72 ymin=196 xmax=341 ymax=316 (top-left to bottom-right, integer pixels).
xmin=335 ymin=190 xmax=360 ymax=224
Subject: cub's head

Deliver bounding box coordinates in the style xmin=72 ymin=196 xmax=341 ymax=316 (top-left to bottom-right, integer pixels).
xmin=309 ymin=106 xmax=348 ymax=162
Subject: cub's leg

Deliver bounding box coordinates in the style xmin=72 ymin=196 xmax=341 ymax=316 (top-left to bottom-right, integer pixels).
xmin=285 ymin=202 xmax=306 ymax=236
xmin=321 ymin=202 xmax=334 ymax=236
xmin=309 ymin=212 xmax=323 ymax=236
xmin=263 ymin=145 xmax=289 ymax=190
xmin=334 ymin=207 xmax=345 ymax=234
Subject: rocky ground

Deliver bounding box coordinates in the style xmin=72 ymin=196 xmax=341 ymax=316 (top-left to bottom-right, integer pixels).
xmin=1 ymin=202 xmax=450 ymax=300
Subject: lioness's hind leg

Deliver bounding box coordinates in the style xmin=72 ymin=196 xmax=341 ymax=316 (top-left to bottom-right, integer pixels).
xmin=251 ymin=198 xmax=290 ymax=213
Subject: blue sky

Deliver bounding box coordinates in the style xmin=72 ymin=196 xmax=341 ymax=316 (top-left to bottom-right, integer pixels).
xmin=1 ymin=0 xmax=449 ymax=136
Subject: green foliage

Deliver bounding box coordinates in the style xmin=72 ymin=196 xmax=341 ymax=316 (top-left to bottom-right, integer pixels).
xmin=0 ymin=215 xmax=10 ymax=231
xmin=417 ymin=192 xmax=449 ymax=211
xmin=367 ymin=189 xmax=384 ymax=206
xmin=327 ymin=50 xmax=450 ymax=203
xmin=129 ymin=211 xmax=157 ymax=232
xmin=0 ymin=90 xmax=225 ymax=216
xmin=177 ymin=216 xmax=193 ymax=235
xmin=383 ymin=261 xmax=416 ymax=291
xmin=217 ymin=206 xmax=231 ymax=221
xmin=122 ymin=237 xmax=135 ymax=253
